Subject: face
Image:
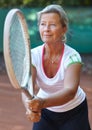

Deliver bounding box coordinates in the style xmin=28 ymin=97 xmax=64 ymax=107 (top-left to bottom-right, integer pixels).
xmin=39 ymin=13 xmax=67 ymax=44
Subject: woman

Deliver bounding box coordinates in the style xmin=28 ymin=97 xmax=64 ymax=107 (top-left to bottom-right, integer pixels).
xmin=22 ymin=4 xmax=91 ymax=130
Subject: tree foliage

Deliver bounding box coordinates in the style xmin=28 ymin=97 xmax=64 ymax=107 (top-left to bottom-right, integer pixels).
xmin=0 ymin=0 xmax=92 ymax=7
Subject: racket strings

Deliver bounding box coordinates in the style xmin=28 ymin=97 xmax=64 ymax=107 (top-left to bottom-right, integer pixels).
xmin=19 ymin=14 xmax=31 ymax=87
xmin=9 ymin=13 xmax=30 ymax=87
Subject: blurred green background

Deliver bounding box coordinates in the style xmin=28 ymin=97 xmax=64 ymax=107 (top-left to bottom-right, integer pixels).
xmin=0 ymin=0 xmax=92 ymax=53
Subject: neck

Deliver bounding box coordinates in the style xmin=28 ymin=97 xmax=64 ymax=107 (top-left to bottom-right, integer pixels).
xmin=44 ymin=42 xmax=63 ymax=56
xmin=43 ymin=43 xmax=64 ymax=64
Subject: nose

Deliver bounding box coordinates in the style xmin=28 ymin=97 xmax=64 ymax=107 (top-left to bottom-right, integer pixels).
xmin=44 ymin=25 xmax=50 ymax=31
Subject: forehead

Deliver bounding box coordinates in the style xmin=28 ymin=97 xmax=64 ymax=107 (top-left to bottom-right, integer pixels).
xmin=40 ymin=13 xmax=61 ymax=22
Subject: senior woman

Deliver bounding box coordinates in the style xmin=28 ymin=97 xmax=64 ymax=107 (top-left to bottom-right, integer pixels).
xmin=22 ymin=4 xmax=91 ymax=130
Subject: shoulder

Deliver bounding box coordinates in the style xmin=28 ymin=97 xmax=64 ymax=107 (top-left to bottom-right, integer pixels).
xmin=63 ymin=44 xmax=82 ymax=68
xmin=31 ymin=44 xmax=44 ymax=67
xmin=64 ymin=44 xmax=80 ymax=55
xmin=31 ymin=44 xmax=44 ymax=54
xmin=64 ymin=44 xmax=81 ymax=58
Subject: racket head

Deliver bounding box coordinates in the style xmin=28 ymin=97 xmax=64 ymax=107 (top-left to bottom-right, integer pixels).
xmin=3 ymin=9 xmax=32 ymax=90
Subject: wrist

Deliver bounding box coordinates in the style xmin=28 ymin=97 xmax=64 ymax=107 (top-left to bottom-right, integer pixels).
xmin=36 ymin=96 xmax=45 ymax=109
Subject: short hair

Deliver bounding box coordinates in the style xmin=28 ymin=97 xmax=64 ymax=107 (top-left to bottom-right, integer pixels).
xmin=37 ymin=4 xmax=68 ymax=29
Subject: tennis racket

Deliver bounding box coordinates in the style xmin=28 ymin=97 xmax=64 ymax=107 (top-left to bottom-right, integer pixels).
xmin=3 ymin=9 xmax=33 ymax=99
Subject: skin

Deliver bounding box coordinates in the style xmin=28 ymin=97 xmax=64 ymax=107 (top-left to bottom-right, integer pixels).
xmin=22 ymin=12 xmax=82 ymax=122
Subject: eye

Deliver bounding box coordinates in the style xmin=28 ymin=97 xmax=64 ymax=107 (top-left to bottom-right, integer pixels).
xmin=40 ymin=22 xmax=46 ymax=26
xmin=50 ymin=24 xmax=56 ymax=27
xmin=50 ymin=24 xmax=56 ymax=28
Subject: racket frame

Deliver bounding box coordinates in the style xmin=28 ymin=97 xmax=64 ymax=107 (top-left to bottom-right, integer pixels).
xmin=3 ymin=9 xmax=33 ymax=97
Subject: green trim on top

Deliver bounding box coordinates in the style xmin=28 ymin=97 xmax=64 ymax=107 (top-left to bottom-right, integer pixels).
xmin=69 ymin=54 xmax=80 ymax=63
xmin=67 ymin=61 xmax=84 ymax=68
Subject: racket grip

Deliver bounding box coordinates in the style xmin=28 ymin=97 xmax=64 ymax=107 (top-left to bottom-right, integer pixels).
xmin=21 ymin=88 xmax=33 ymax=99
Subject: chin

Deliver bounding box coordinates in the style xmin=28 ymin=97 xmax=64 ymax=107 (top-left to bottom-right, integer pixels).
xmin=42 ymin=39 xmax=52 ymax=43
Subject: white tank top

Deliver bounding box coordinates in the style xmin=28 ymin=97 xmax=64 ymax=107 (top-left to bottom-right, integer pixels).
xmin=31 ymin=44 xmax=86 ymax=112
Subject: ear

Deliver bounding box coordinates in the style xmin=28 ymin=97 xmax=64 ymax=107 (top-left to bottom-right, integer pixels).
xmin=63 ymin=26 xmax=67 ymax=34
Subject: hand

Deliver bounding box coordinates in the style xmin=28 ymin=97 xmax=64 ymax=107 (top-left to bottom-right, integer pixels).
xmin=27 ymin=96 xmax=44 ymax=112
xmin=26 ymin=109 xmax=41 ymax=122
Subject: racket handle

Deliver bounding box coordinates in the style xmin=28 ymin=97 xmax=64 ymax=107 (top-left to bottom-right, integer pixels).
xmin=21 ymin=88 xmax=33 ymax=99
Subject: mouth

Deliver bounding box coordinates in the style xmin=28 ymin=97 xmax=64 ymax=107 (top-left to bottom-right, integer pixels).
xmin=43 ymin=34 xmax=52 ymax=37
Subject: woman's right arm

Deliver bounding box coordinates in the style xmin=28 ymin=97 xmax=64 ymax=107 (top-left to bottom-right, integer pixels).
xmin=21 ymin=65 xmax=41 ymax=122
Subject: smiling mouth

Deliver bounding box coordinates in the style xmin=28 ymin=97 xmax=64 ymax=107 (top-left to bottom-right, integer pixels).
xmin=44 ymin=35 xmax=52 ymax=37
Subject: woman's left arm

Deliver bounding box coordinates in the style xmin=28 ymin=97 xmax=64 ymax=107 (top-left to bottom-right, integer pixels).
xmin=28 ymin=63 xmax=82 ymax=111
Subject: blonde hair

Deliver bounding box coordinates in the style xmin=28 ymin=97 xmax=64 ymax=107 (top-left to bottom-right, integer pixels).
xmin=37 ymin=4 xmax=68 ymax=42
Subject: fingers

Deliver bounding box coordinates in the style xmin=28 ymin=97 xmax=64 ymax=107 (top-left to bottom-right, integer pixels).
xmin=22 ymin=94 xmax=42 ymax=122
xmin=26 ymin=96 xmax=44 ymax=112
xmin=26 ymin=109 xmax=41 ymax=122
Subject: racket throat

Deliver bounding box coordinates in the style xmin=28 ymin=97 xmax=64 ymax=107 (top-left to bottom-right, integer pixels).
xmin=21 ymin=88 xmax=33 ymax=99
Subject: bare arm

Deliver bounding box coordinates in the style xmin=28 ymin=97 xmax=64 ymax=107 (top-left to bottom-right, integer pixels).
xmin=29 ymin=63 xmax=82 ymax=111
xmin=21 ymin=65 xmax=41 ymax=122
xmin=42 ymin=63 xmax=82 ymax=108
xmin=21 ymin=63 xmax=82 ymax=122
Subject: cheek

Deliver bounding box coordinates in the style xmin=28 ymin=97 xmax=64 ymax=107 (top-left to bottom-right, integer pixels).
xmin=54 ymin=30 xmax=62 ymax=38
xmin=39 ymin=27 xmax=43 ymax=36
xmin=55 ymin=27 xmax=65 ymax=37
xmin=39 ymin=30 xmax=44 ymax=41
